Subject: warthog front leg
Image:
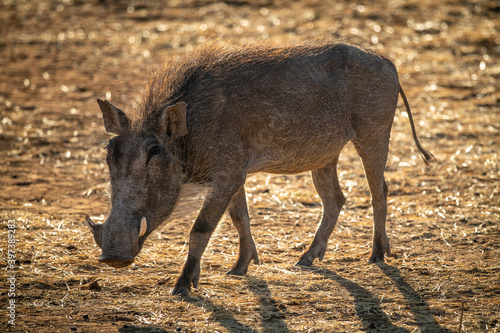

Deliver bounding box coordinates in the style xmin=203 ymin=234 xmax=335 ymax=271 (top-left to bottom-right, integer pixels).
xmin=226 ymin=185 xmax=259 ymax=276
xmin=172 ymin=179 xmax=244 ymax=296
xmin=297 ymin=157 xmax=345 ymax=266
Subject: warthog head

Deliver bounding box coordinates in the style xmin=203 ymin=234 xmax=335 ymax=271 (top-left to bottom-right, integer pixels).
xmin=84 ymin=99 xmax=187 ymax=268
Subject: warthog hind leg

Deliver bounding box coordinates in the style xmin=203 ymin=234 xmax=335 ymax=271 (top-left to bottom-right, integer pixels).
xmin=226 ymin=185 xmax=259 ymax=276
xmin=353 ymin=137 xmax=391 ymax=263
xmin=297 ymin=157 xmax=345 ymax=266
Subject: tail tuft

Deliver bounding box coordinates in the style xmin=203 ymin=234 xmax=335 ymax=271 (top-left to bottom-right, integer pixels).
xmin=419 ymin=147 xmax=436 ymax=166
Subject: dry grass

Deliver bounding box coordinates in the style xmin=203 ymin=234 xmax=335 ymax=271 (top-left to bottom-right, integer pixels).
xmin=1 ymin=0 xmax=499 ymax=332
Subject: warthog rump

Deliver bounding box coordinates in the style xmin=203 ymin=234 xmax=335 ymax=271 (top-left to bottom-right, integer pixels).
xmin=85 ymin=40 xmax=434 ymax=296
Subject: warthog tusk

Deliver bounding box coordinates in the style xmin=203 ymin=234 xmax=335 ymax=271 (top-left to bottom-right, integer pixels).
xmin=84 ymin=214 xmax=96 ymax=234
xmin=139 ymin=217 xmax=147 ymax=237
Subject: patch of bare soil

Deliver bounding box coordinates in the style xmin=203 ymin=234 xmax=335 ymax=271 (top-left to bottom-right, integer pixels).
xmin=0 ymin=0 xmax=498 ymax=332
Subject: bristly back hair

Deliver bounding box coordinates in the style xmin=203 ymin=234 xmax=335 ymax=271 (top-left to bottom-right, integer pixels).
xmin=132 ymin=39 xmax=384 ymax=131
xmin=133 ymin=41 xmax=233 ymax=130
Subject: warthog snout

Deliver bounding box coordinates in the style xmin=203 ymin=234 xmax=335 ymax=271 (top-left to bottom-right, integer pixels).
xmin=98 ymin=254 xmax=135 ymax=268
xmin=85 ymin=214 xmax=148 ymax=268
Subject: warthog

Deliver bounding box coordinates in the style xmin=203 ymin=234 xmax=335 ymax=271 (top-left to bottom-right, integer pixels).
xmin=85 ymin=40 xmax=434 ymax=296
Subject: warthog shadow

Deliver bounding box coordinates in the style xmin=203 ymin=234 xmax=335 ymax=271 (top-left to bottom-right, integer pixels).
xmin=246 ymin=275 xmax=289 ymax=333
xmin=180 ymin=275 xmax=289 ymax=333
xmin=298 ymin=264 xmax=451 ymax=332
xmin=185 ymin=296 xmax=256 ymax=332
xmin=298 ymin=265 xmax=409 ymax=332
xmin=118 ymin=275 xmax=289 ymax=332
xmin=377 ymin=263 xmax=451 ymax=332
xmin=119 ymin=264 xmax=448 ymax=332
xmin=119 ymin=326 xmax=169 ymax=333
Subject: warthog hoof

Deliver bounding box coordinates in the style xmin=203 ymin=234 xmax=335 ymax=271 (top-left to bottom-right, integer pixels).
xmin=368 ymin=254 xmax=385 ymax=263
xmin=226 ymin=268 xmax=246 ymax=276
xmin=171 ymin=286 xmax=190 ymax=296
xmin=295 ymin=259 xmax=313 ymax=267
xmin=296 ymin=244 xmax=326 ymax=267
xmin=369 ymin=238 xmax=391 ymax=263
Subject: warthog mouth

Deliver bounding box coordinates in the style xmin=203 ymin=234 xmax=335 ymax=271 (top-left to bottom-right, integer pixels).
xmin=98 ymin=254 xmax=135 ymax=268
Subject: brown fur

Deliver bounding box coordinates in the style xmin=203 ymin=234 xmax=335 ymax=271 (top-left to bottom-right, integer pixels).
xmin=86 ymin=40 xmax=434 ymax=296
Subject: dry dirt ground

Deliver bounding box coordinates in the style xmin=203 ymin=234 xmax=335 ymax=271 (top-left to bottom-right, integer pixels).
xmin=1 ymin=0 xmax=499 ymax=332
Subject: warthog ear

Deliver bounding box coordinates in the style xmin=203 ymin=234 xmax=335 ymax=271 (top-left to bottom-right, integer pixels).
xmin=97 ymin=99 xmax=131 ymax=135
xmin=161 ymin=102 xmax=187 ymax=139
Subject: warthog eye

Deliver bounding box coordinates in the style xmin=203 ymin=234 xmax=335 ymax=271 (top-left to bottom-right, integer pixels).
xmin=150 ymin=145 xmax=160 ymax=155
xmin=146 ymin=145 xmax=161 ymax=165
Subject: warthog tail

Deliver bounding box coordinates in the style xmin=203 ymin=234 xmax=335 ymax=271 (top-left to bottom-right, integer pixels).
xmin=399 ymin=85 xmax=436 ymax=165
